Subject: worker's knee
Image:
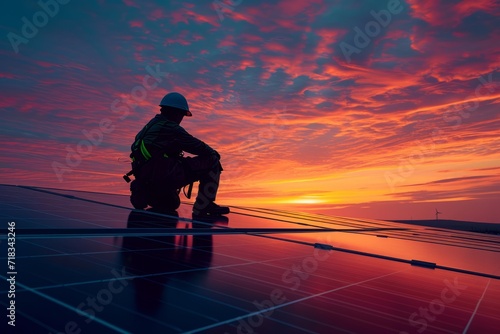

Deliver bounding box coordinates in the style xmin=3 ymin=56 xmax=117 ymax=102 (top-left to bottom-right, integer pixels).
xmin=208 ymin=152 xmax=220 ymax=165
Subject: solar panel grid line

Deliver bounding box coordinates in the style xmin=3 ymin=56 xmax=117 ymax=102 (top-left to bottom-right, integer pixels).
xmin=17 ymin=185 xmax=135 ymax=212
xmin=0 ymin=298 xmax=75 ymax=334
xmin=440 ymin=231 xmax=500 ymax=243
xmin=4 ymin=258 xmax=123 ymax=294
xmin=224 ymin=203 xmax=399 ymax=228
xmin=372 ymin=270 xmax=464 ymax=297
xmin=261 ymin=299 xmax=364 ymax=334
xmin=373 ymin=233 xmax=483 ymax=251
xmin=2 ymin=202 xmax=113 ymax=229
xmin=390 ymin=233 xmax=500 ymax=253
xmin=151 ymin=274 xmax=258 ymax=314
xmin=10 ymin=239 xmax=131 ymax=284
xmin=22 ymin=238 xmax=75 ymax=256
xmin=2 ymin=185 xmax=499 ymax=332
xmin=166 ymin=280 xmax=327 ymax=334
xmin=320 ymin=288 xmax=423 ymax=325
xmin=171 ymin=242 xmax=338 ymax=289
xmin=278 ymin=296 xmax=415 ymax=334
xmin=403 ymin=277 xmax=494 ymax=333
xmin=199 ymin=260 xmax=402 ymax=328
xmin=229 ymin=304 xmax=352 ymax=334
xmin=4 ymin=227 xmax=500 ymax=298
xmin=30 ymin=236 xmax=123 ymax=260
xmin=37 ymin=282 xmax=186 ymax=332
xmin=0 ymin=274 xmax=133 ymax=334
xmin=211 ymin=259 xmax=357 ymax=297
xmin=8 ymin=243 xmax=150 ymax=260
xmin=334 ymin=276 xmax=470 ymax=318
xmin=63 ymin=282 xmax=189 ymax=333
xmin=230 ymin=211 xmax=363 ymax=230
xmin=232 ymin=209 xmax=346 ymax=225
xmin=8 ymin=243 xmax=314 ymax=294
xmin=226 ymin=209 xmax=500 ymax=254
xmin=2 ymin=237 xmax=122 ymax=274
xmin=168 ymin=272 xmax=291 ymax=310
xmin=128 ymin=273 xmax=303 ymax=332
xmin=10 ymin=184 xmax=496 ymax=252
xmin=271 ymin=228 xmax=500 ymax=257
xmin=331 ymin=278 xmax=439 ymax=311
xmin=8 ymin=263 xmax=205 ymax=294
xmin=230 ymin=206 xmax=397 ymax=230
xmin=433 ymin=264 xmax=499 ymax=280
xmin=478 ymin=283 xmax=500 ymax=324
xmin=186 ymin=269 xmax=406 ymax=334
xmin=9 ymin=245 xmax=221 ymax=332
xmin=232 ymin=209 xmax=390 ymax=230
xmin=411 ymin=229 xmax=500 ymax=246
xmin=6 ymin=185 xmax=193 ymax=225
xmin=410 ymin=233 xmax=500 ymax=250
xmin=5 ymin=227 xmax=410 ymax=241
xmin=38 ymin=233 xmax=127 ymax=255
xmin=318 ymin=295 xmax=461 ymax=334
xmin=269 ymin=233 xmax=500 ymax=279
xmin=389 ymin=227 xmax=500 ymax=245
xmin=462 ymin=279 xmax=492 ymax=334
xmin=335 ymin=227 xmax=500 ymax=252
xmin=346 ymin=230 xmax=496 ymax=253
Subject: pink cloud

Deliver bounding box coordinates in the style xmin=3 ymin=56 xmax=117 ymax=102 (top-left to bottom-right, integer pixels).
xmin=408 ymin=0 xmax=499 ymax=27
xmin=129 ymin=20 xmax=143 ymax=28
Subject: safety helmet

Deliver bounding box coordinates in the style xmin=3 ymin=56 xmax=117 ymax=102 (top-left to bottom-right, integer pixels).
xmin=159 ymin=92 xmax=192 ymax=117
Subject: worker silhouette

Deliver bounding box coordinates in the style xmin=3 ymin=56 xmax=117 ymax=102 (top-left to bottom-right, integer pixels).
xmin=126 ymin=92 xmax=229 ymax=216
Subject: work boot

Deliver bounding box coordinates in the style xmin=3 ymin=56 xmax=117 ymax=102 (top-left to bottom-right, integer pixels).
xmin=130 ymin=179 xmax=148 ymax=210
xmin=192 ymin=214 xmax=229 ymax=226
xmin=193 ymin=201 xmax=230 ymax=216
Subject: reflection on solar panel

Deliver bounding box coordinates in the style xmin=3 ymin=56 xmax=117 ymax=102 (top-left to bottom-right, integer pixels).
xmin=1 ymin=184 xmax=499 ymax=333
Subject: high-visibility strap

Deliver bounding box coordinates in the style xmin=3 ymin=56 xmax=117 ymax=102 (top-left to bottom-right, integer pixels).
xmin=140 ymin=140 xmax=152 ymax=160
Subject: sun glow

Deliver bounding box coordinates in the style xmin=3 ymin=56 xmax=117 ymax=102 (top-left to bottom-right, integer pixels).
xmin=282 ymin=196 xmax=326 ymax=204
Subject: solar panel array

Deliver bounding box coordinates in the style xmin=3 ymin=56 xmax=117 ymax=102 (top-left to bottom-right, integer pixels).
xmin=0 ymin=184 xmax=498 ymax=333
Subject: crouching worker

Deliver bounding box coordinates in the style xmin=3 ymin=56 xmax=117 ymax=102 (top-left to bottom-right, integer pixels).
xmin=126 ymin=92 xmax=230 ymax=216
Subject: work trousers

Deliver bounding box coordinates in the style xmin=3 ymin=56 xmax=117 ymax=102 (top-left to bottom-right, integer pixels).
xmin=137 ymin=153 xmax=221 ymax=208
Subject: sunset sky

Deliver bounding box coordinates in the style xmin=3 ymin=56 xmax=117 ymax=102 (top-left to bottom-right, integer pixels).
xmin=1 ymin=0 xmax=499 ymax=223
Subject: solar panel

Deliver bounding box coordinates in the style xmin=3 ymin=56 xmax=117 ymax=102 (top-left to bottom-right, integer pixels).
xmin=0 ymin=184 xmax=498 ymax=333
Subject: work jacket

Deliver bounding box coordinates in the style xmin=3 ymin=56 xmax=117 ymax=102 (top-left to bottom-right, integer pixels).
xmin=131 ymin=114 xmax=217 ymax=161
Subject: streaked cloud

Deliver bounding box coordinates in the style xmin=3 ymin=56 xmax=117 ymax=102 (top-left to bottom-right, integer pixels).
xmin=1 ymin=0 xmax=499 ymax=222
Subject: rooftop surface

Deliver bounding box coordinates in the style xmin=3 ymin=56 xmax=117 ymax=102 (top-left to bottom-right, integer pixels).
xmin=0 ymin=184 xmax=499 ymax=333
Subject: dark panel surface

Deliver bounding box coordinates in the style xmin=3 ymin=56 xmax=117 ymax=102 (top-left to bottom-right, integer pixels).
xmin=0 ymin=185 xmax=498 ymax=333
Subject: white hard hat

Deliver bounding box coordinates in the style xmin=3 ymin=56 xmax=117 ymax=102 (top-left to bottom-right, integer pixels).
xmin=159 ymin=92 xmax=192 ymax=116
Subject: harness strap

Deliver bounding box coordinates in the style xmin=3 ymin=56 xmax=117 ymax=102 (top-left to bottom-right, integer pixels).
xmin=140 ymin=140 xmax=152 ymax=160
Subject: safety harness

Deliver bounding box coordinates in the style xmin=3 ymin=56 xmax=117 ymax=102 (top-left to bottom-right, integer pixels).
xmin=123 ymin=118 xmax=159 ymax=183
xmin=123 ymin=118 xmax=193 ymax=199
